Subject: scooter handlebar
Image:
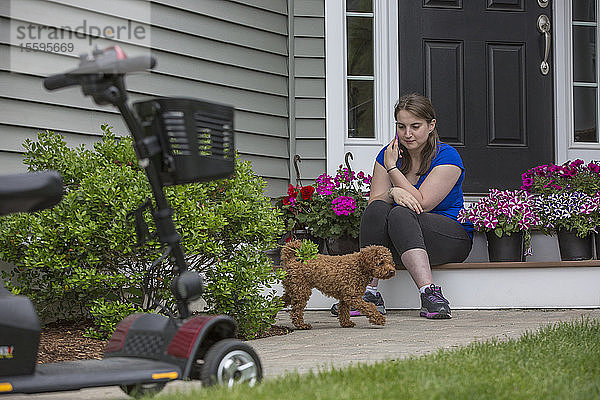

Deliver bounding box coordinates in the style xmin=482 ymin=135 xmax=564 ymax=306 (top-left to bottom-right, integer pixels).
xmin=43 ymin=73 xmax=80 ymax=91
xmin=43 ymin=54 xmax=156 ymax=91
xmin=75 ymin=55 xmax=157 ymax=75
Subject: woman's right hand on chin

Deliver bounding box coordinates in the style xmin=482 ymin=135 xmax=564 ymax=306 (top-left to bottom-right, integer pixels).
xmin=384 ymin=137 xmax=402 ymax=170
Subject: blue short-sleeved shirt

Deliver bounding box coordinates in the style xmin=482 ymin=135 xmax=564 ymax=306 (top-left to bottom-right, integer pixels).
xmin=376 ymin=142 xmax=474 ymax=238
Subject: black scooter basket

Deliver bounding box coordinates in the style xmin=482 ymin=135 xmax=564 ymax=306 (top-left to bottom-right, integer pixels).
xmin=133 ymin=98 xmax=235 ymax=185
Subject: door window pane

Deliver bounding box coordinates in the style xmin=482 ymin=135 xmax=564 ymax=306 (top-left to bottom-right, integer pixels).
xmin=348 ymin=80 xmax=374 ymax=138
xmin=573 ymin=26 xmax=597 ymax=83
xmin=573 ymin=86 xmax=598 ymax=142
xmin=346 ymin=6 xmax=375 ymax=139
xmin=347 ymin=16 xmax=373 ymax=76
xmin=347 ymin=0 xmax=372 ymax=12
xmin=573 ymin=0 xmax=596 ymax=21
xmin=571 ymin=1 xmax=598 ymax=144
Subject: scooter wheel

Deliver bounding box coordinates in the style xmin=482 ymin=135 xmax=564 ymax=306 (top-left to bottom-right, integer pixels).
xmin=201 ymin=338 xmax=262 ymax=387
xmin=119 ymin=382 xmax=166 ymax=399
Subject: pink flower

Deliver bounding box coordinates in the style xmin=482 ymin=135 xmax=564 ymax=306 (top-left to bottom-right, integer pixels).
xmin=483 ymin=215 xmax=498 ymax=229
xmin=331 ymin=196 xmax=356 ymax=216
xmin=588 ymin=163 xmax=600 ymax=174
xmin=315 ymin=174 xmax=335 ymax=195
xmin=572 ymin=159 xmax=584 ymax=167
xmin=522 ymin=177 xmax=534 ymax=187
xmin=580 ymin=202 xmax=597 ymax=215
xmin=457 ymin=208 xmax=468 ymax=223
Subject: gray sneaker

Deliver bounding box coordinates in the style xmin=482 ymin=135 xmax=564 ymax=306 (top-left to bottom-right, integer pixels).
xmin=420 ymin=284 xmax=451 ymax=319
xmin=330 ymin=291 xmax=386 ymax=317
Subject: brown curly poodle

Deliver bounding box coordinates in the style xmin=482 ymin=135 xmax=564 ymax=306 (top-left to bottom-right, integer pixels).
xmin=280 ymin=240 xmax=396 ymax=329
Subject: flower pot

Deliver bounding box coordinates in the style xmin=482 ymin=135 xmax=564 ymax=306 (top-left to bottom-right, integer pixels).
xmin=485 ymin=231 xmax=525 ymax=262
xmin=325 ymin=236 xmax=359 ymax=256
xmin=596 ymin=232 xmax=600 ymax=260
xmin=264 ymin=248 xmax=282 ymax=266
xmin=556 ymin=229 xmax=593 ymax=261
xmin=285 ymin=229 xmax=325 ymax=253
xmin=266 ymin=229 xmax=326 ymax=266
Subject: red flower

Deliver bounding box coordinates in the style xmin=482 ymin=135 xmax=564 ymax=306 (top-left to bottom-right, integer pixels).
xmin=282 ymin=197 xmax=291 ymax=205
xmin=300 ymin=185 xmax=315 ymax=200
xmin=287 ymin=184 xmax=299 ymax=198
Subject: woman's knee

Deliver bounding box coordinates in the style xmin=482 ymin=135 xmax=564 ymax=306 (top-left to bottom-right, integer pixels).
xmin=387 ymin=205 xmax=419 ymax=224
xmin=386 ymin=206 xmax=424 ymax=250
xmin=361 ymin=200 xmax=392 ymax=222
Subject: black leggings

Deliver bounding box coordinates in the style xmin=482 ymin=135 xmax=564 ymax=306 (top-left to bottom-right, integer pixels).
xmin=360 ymin=200 xmax=472 ymax=266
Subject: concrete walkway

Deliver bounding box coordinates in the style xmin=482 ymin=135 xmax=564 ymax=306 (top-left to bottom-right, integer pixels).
xmin=4 ymin=309 xmax=600 ymax=399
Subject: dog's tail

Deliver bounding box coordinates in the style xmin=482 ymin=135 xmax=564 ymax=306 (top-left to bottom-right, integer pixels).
xmin=280 ymin=239 xmax=302 ymax=264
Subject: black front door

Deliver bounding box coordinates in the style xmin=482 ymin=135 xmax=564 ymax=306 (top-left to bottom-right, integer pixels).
xmin=399 ymin=1 xmax=554 ymax=193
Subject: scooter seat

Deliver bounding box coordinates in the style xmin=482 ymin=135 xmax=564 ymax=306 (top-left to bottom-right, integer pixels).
xmin=0 ymin=171 xmax=63 ymax=216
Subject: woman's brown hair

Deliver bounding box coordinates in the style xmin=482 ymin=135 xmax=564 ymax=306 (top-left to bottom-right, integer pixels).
xmin=394 ymin=93 xmax=439 ymax=176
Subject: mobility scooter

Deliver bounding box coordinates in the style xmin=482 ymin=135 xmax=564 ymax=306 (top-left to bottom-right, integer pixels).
xmin=0 ymin=46 xmax=262 ymax=397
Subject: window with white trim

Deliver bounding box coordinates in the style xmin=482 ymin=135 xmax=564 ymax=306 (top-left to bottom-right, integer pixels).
xmin=572 ymin=0 xmax=598 ymax=143
xmin=346 ymin=1 xmax=374 ymax=139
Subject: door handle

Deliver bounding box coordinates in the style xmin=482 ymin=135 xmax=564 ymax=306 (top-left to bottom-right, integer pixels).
xmin=537 ymin=14 xmax=551 ymax=75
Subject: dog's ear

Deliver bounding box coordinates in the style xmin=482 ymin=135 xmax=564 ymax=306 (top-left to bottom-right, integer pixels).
xmin=358 ymin=246 xmax=378 ymax=271
xmin=360 ymin=246 xmax=395 ymax=274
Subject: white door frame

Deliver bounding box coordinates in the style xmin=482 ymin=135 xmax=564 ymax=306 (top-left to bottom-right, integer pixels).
xmin=325 ymin=0 xmax=399 ymax=176
xmin=553 ymin=1 xmax=571 ymax=165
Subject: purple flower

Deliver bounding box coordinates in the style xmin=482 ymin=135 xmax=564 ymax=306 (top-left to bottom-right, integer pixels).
xmin=462 ymin=189 xmax=539 ymax=233
xmin=331 ymin=196 xmax=356 ymax=216
xmin=588 ymin=163 xmax=600 ymax=174
xmin=580 ymin=202 xmax=597 ymax=215
xmin=532 ymin=191 xmax=596 ymax=230
xmin=335 ymin=167 xmax=354 ymax=186
xmin=457 ymin=208 xmax=468 ymax=223
xmin=483 ymin=215 xmax=498 ymax=229
xmin=572 ymin=159 xmax=585 ymax=168
xmin=315 ymin=173 xmax=335 ymax=195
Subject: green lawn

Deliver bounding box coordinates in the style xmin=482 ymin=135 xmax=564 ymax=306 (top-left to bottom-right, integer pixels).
xmin=154 ymin=318 xmax=600 ymax=400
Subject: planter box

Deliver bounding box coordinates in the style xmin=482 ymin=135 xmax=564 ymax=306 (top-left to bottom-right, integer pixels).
xmin=465 ymin=231 xmax=566 ymax=262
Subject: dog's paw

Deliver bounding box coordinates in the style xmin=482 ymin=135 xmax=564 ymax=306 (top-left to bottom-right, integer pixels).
xmin=294 ymin=323 xmax=312 ymax=330
xmin=369 ymin=314 xmax=386 ymax=326
xmin=340 ymin=320 xmax=355 ymax=328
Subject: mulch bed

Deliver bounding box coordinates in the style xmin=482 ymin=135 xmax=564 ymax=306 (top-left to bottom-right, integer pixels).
xmin=38 ymin=321 xmax=292 ymax=364
xmin=37 ymin=321 xmax=107 ymax=364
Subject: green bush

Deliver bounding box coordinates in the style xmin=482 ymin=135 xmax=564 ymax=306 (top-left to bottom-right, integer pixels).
xmin=84 ymin=298 xmax=143 ymax=339
xmin=295 ymin=240 xmax=319 ymax=263
xmin=0 ymin=126 xmax=285 ymax=339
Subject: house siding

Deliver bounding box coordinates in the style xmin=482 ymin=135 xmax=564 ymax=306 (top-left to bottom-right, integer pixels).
xmin=291 ymin=0 xmax=326 ymax=185
xmin=0 ymin=0 xmax=327 ymax=198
